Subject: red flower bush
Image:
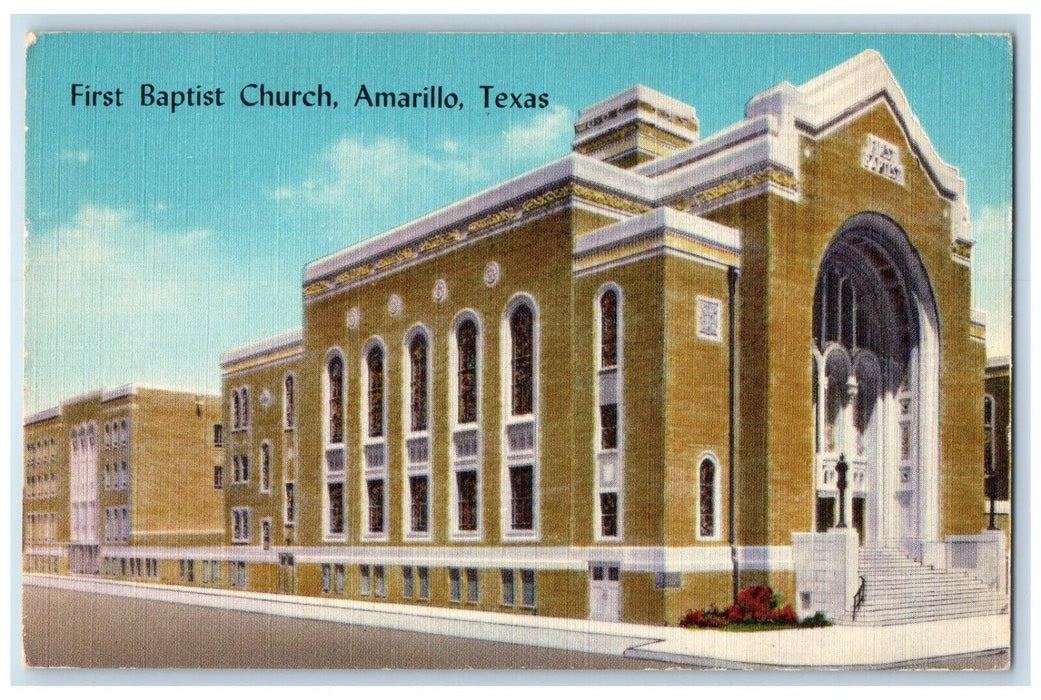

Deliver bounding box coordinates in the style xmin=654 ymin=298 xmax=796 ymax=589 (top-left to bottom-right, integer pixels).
xmin=678 ymin=585 xmax=799 ymax=629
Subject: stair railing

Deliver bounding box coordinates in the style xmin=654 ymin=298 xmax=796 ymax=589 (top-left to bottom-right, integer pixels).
xmin=852 ymin=575 xmax=866 ymax=621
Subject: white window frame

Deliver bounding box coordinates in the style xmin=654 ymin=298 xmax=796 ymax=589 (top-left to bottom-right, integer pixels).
xmin=283 ymin=372 xmax=296 ymax=430
xmin=260 ymin=441 xmax=272 ymax=493
xmin=323 ymin=348 xmax=347 ymax=541
xmin=695 ymin=452 xmax=722 ymax=541
xmin=500 ymin=295 xmax=541 ymax=541
xmin=696 ymin=295 xmax=724 ymax=343
xmin=402 ymin=325 xmax=433 ymax=542
xmin=231 ymin=507 xmax=251 ymax=544
xmin=594 ymin=284 xmax=625 ymax=542
xmin=361 ymin=337 xmax=389 ymax=542
xmin=449 ymin=311 xmax=484 ymax=541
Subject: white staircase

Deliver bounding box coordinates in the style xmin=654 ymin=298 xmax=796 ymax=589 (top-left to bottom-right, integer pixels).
xmin=850 ymin=546 xmax=1008 ymax=625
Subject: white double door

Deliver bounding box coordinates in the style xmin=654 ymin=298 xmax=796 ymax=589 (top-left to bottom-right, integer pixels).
xmin=589 ymin=563 xmax=620 ymax=621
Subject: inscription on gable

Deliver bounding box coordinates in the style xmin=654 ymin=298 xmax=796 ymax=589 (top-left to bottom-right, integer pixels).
xmin=861 ymin=134 xmax=906 ymax=186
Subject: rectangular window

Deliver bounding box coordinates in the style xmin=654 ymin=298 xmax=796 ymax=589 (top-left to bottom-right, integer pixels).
xmin=501 ymin=569 xmax=515 ymax=606
xmin=600 ymin=492 xmax=618 ymax=537
xmin=237 ymin=561 xmax=248 ymax=588
xmin=521 ymin=569 xmax=536 ymax=608
xmin=600 ymin=404 xmax=618 ymax=450
xmin=360 ymin=564 xmax=371 ymax=596
xmin=367 ymin=479 xmax=385 ymax=534
xmin=334 ymin=564 xmax=346 ymax=595
xmin=509 ymin=465 xmax=534 ymax=531
xmin=285 ymin=483 xmax=295 ymax=524
xmin=418 ymin=566 xmax=430 ymax=600
xmin=185 ymin=559 xmax=194 ymax=583
xmin=374 ymin=565 xmax=386 ymax=598
xmin=241 ymin=455 xmax=249 ymax=482
xmin=212 ymin=560 xmax=221 ymax=584
xmin=232 ymin=507 xmax=251 ymax=543
xmin=262 ymin=519 xmax=271 ymax=550
xmin=213 ymin=424 xmax=223 ymax=447
xmin=402 ymin=566 xmax=414 ymax=599
xmin=449 ymin=568 xmax=462 ymax=603
xmin=456 ymin=471 xmax=478 ymax=532
xmin=409 ymin=475 xmax=429 ymax=533
xmin=321 ymin=564 xmax=332 ymax=594
xmin=327 ymin=482 xmax=344 ymax=535
xmin=214 ymin=465 xmax=223 ymax=489
xmin=202 ymin=560 xmax=211 ymax=584
xmin=466 ymin=568 xmax=479 ymax=604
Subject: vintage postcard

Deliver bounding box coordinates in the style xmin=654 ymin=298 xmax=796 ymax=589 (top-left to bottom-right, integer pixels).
xmin=20 ymin=30 xmax=1014 ymax=671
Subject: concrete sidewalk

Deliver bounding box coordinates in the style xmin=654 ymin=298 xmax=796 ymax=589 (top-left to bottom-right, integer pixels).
xmin=23 ymin=574 xmax=1009 ymax=669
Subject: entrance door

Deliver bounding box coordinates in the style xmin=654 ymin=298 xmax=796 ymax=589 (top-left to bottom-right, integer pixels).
xmin=278 ymin=553 xmax=295 ymax=594
xmin=589 ymin=563 xmax=620 ymax=621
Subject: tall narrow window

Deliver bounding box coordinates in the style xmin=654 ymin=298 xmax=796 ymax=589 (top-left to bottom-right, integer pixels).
xmin=600 ymin=290 xmax=618 ymax=368
xmin=284 ymin=374 xmax=295 ymax=429
xmin=410 ymin=475 xmax=429 ymax=533
xmin=367 ymin=346 xmax=384 ymax=438
xmin=457 ymin=471 xmax=478 ymax=532
xmin=983 ymin=395 xmax=995 ymax=475
xmin=457 ymin=320 xmax=478 ymax=423
xmin=328 ymin=356 xmax=344 ymax=443
xmin=410 ymin=335 xmax=428 ymax=432
xmin=367 ymin=479 xmax=385 ymax=534
xmin=241 ymin=389 xmax=249 ymax=428
xmin=260 ymin=442 xmax=271 ymax=492
xmin=600 ymin=492 xmax=618 ymax=537
xmin=327 ymin=482 xmax=344 ymax=535
xmin=510 ymin=305 xmax=534 ymax=415
xmin=600 ymin=404 xmax=618 ymax=450
xmin=509 ymin=465 xmax=534 ymax=530
xmin=699 ymin=458 xmax=717 ymax=538
xmin=232 ymin=391 xmax=241 ymax=430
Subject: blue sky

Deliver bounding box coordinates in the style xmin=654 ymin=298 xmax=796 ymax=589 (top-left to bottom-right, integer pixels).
xmin=23 ymin=33 xmax=1013 ymax=412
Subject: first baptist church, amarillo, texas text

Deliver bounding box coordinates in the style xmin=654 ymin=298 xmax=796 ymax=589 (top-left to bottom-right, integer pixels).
xmin=69 ymin=83 xmax=551 ymax=113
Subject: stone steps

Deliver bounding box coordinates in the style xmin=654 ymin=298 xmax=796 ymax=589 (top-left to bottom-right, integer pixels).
xmin=848 ymin=547 xmax=1008 ymax=626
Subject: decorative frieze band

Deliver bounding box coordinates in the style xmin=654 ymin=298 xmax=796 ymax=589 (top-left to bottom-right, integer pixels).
xmin=304 ymin=182 xmax=650 ymax=299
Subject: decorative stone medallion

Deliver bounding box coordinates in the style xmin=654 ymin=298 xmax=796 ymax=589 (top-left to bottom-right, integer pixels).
xmin=259 ymin=389 xmax=273 ymax=408
xmin=346 ymin=307 xmax=361 ymax=330
xmin=432 ymin=278 xmax=448 ymax=304
xmin=388 ymin=294 xmax=403 ymax=318
xmin=484 ymin=261 xmax=501 ymax=288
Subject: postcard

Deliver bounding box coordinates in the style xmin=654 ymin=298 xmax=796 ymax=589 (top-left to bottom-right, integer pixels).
xmin=20 ymin=29 xmax=1013 ymax=671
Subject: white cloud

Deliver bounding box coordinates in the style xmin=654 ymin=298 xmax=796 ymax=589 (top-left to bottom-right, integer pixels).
xmin=502 ymin=105 xmax=572 ymax=158
xmin=970 ymin=202 xmax=1013 ymax=358
xmin=60 ymin=149 xmax=92 ymax=163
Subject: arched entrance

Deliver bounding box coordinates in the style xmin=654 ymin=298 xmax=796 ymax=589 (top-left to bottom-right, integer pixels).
xmin=811 ymin=213 xmax=940 ymax=552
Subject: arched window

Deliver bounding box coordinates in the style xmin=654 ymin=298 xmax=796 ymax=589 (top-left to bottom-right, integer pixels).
xmin=327 ymin=355 xmax=344 ymax=443
xmin=510 ymin=304 xmax=534 ymax=415
xmin=699 ymin=457 xmax=717 ymax=539
xmin=600 ymin=289 xmax=618 ymax=369
xmin=409 ymin=334 xmax=428 ymax=432
xmin=457 ymin=320 xmax=478 ymax=424
xmin=367 ymin=345 xmax=385 ymax=438
xmin=232 ymin=391 xmax=241 ymax=430
xmin=284 ymin=374 xmax=295 ymax=429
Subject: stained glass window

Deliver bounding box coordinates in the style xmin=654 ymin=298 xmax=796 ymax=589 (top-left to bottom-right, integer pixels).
xmin=699 ymin=458 xmax=715 ymax=538
xmin=367 ymin=479 xmax=385 ymax=533
xmin=410 ymin=475 xmax=428 ymax=533
xmin=284 ymin=374 xmax=295 ymax=429
xmin=510 ymin=465 xmax=534 ymax=530
xmin=600 ymin=492 xmax=618 ymax=537
xmin=327 ymin=482 xmax=344 ymax=534
xmin=600 ymin=404 xmax=618 ymax=450
xmin=367 ymin=346 xmax=384 ymax=438
xmin=410 ymin=334 xmax=428 ymax=431
xmin=510 ymin=305 xmax=534 ymax=415
xmin=600 ymin=290 xmax=618 ymax=368
xmin=328 ymin=356 xmax=344 ymax=443
xmin=456 ymin=470 xmax=478 ymax=531
xmin=457 ymin=320 xmax=478 ymax=423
